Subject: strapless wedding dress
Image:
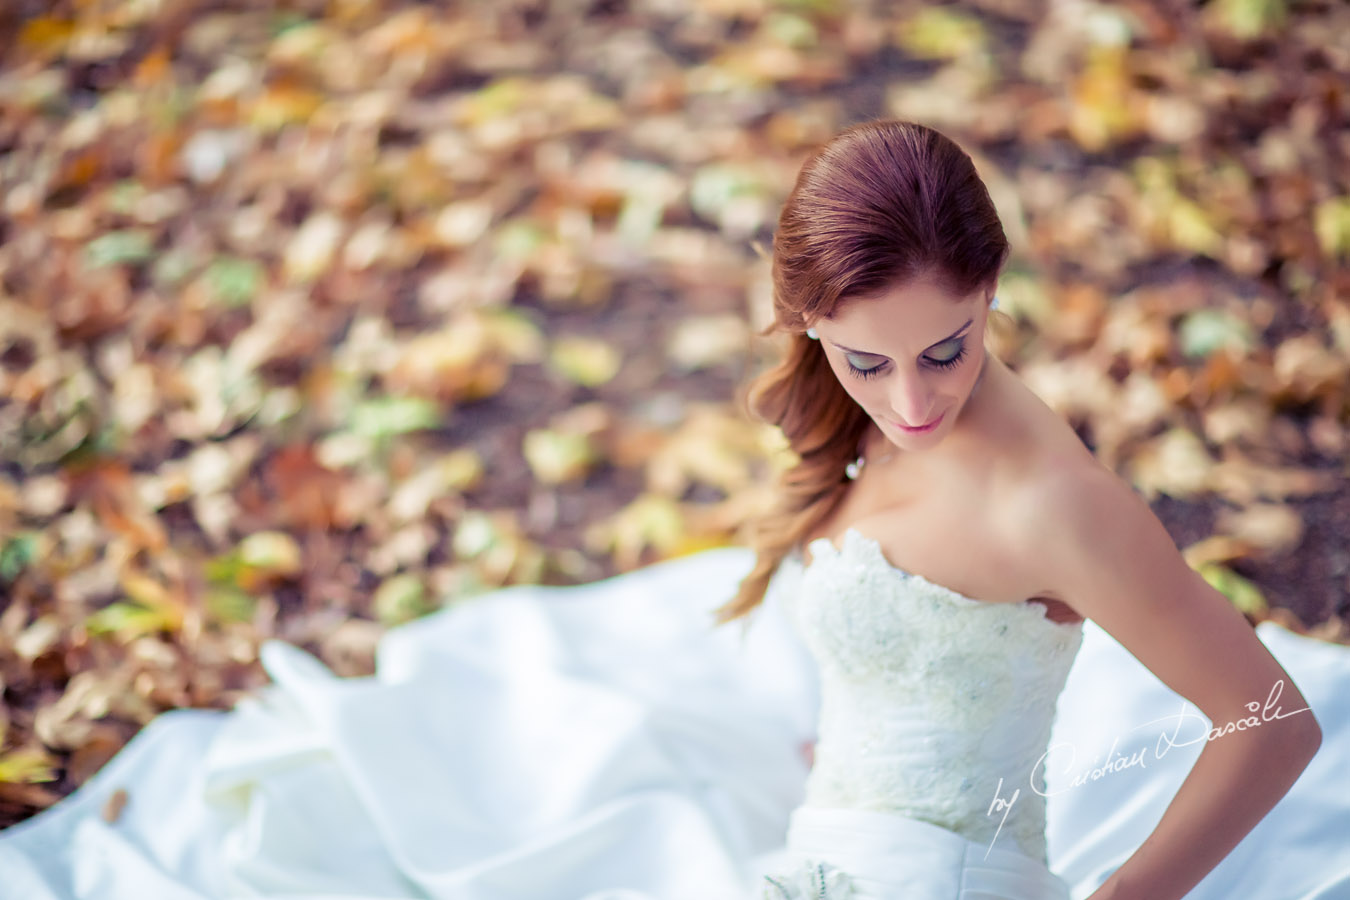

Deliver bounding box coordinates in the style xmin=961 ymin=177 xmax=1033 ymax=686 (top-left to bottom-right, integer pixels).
xmin=754 ymin=526 xmax=1082 ymax=898
xmin=1 ymin=537 xmax=1348 ymax=900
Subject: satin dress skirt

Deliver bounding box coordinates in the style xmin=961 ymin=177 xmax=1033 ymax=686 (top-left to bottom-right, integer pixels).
xmin=754 ymin=806 xmax=1071 ymax=900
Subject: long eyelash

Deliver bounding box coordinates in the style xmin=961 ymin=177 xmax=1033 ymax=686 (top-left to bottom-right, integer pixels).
xmin=931 ymin=344 xmax=968 ymax=370
xmin=846 ymin=362 xmax=885 ymax=381
xmin=846 ymin=344 xmax=967 ymax=380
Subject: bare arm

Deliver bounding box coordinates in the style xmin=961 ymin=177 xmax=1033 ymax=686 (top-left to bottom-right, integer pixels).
xmin=1017 ymin=467 xmax=1322 ymax=900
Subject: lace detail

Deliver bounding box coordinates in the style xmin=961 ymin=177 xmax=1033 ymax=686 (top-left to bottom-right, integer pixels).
xmin=761 ymin=859 xmax=854 ymax=899
xmin=783 ymin=527 xmax=1084 ymax=863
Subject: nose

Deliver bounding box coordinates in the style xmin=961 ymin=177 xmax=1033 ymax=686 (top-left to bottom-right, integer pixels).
xmin=888 ymin=372 xmax=935 ymax=427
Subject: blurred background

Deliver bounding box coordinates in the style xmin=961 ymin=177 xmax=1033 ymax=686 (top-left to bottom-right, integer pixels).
xmin=0 ymin=0 xmax=1347 ymax=827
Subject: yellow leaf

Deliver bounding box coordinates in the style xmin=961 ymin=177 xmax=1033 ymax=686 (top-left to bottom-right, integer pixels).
xmin=451 ymin=511 xmax=543 ymax=586
xmin=250 ymin=85 xmax=324 ymax=131
xmin=549 ymin=336 xmax=623 ymax=387
xmin=17 ymin=18 xmax=75 ymax=56
xmin=1313 ymin=197 xmax=1350 ymax=259
xmin=1204 ymin=0 xmax=1286 ymax=39
xmin=0 ymin=747 xmax=57 ymax=785
xmin=894 ymin=8 xmax=987 ymax=60
xmin=1069 ymin=46 xmax=1139 ymax=152
xmin=85 ymin=601 xmax=176 ymax=639
xmin=239 ymin=531 xmax=304 ymax=577
xmin=584 ymin=494 xmax=686 ymax=571
xmin=1197 ymin=562 xmax=1268 ymax=617
xmin=522 ymin=428 xmax=595 ymax=484
xmin=1167 ymin=198 xmax=1224 ymax=257
xmin=373 ymin=574 xmax=433 ymax=626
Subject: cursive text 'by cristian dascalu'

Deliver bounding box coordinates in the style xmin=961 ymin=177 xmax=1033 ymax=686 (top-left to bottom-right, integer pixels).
xmin=981 ymin=678 xmax=1311 ymax=859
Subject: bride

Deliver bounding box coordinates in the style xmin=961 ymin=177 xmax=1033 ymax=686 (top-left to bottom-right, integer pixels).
xmin=716 ymin=119 xmax=1323 ymax=898
xmin=1 ymin=119 xmax=1345 ymax=900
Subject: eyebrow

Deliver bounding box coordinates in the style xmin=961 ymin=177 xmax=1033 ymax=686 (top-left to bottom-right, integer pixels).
xmin=829 ymin=318 xmax=973 ymax=358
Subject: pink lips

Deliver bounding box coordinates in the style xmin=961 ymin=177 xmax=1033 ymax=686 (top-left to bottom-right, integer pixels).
xmin=891 ymin=411 xmax=944 ymax=433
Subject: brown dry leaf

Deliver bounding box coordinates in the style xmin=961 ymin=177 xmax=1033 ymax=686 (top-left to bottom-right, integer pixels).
xmin=1044 ymin=284 xmax=1108 ymax=346
xmin=284 ymin=213 xmax=347 ymax=285
xmin=1271 ymin=335 xmax=1349 ymax=404
xmin=1214 ymin=503 xmax=1305 ymax=557
xmin=583 ymin=493 xmax=687 ymax=572
xmin=66 ymin=727 xmax=127 ymax=786
xmin=1181 ymin=534 xmax=1256 ymax=568
xmin=665 ymin=314 xmax=750 ymax=372
xmin=264 ymin=445 xmax=347 ymax=533
xmin=1305 ymin=616 xmax=1350 ymax=645
xmin=74 ymin=461 xmax=169 ymax=557
xmin=1094 ymin=299 xmax=1173 ymax=368
xmin=1208 ymin=449 xmax=1342 ymax=506
xmin=1200 ymin=398 xmax=1272 ymax=447
xmin=1125 ymin=427 xmax=1216 ymax=501
xmin=1016 ymin=357 xmax=1117 ymax=420
xmin=386 ymin=311 xmax=541 ymax=404
xmin=102 ymin=788 xmax=129 ymax=824
xmin=645 ymin=407 xmax=762 ymax=499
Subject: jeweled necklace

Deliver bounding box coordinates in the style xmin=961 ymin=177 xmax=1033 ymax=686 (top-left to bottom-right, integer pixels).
xmin=844 ymin=354 xmax=990 ymax=481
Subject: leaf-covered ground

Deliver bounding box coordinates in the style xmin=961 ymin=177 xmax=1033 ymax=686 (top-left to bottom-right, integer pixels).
xmin=1 ymin=0 xmax=1347 ymax=827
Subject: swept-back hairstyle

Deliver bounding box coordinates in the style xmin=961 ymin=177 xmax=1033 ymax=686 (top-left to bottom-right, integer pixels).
xmin=712 ymin=119 xmax=1011 ymax=625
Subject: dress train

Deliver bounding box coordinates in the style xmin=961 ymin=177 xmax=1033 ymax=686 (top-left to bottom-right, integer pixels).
xmin=0 ymin=546 xmax=1346 ymax=899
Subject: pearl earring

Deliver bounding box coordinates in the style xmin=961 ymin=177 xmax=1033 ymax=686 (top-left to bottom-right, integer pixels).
xmin=805 ymin=327 xmax=819 ymax=340
xmin=990 ymin=295 xmax=1000 ymax=311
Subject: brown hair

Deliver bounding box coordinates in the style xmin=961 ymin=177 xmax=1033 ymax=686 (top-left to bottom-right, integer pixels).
xmin=712 ymin=119 xmax=1011 ymax=626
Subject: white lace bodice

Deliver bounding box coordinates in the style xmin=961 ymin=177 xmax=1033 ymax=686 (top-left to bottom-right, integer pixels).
xmin=774 ymin=526 xmax=1084 ymax=863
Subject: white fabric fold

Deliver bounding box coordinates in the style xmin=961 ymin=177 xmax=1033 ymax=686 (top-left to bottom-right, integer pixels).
xmin=0 ymin=546 xmax=1345 ymax=899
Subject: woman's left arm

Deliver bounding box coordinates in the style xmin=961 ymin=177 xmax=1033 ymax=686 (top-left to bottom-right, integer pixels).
xmin=1019 ymin=464 xmax=1323 ymax=900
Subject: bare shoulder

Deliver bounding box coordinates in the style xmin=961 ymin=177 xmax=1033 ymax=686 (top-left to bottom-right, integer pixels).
xmin=988 ymin=446 xmax=1120 ymax=602
xmin=999 ymin=449 xmax=1148 ymax=596
xmin=1002 ymin=448 xmax=1320 ymax=741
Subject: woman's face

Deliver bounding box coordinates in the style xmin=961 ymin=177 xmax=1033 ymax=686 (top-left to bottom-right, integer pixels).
xmin=811 ymin=274 xmax=994 ymax=451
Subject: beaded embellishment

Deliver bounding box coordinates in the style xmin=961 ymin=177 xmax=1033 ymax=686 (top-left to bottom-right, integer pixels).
xmin=762 ymin=858 xmax=854 ymax=899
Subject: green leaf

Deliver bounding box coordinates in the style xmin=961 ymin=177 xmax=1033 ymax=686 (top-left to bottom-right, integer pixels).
xmin=0 ymin=533 xmax=37 ymax=582
xmin=765 ymin=12 xmax=818 ymax=48
xmin=373 ymin=574 xmax=434 ymax=626
xmin=204 ymin=550 xmax=245 ymax=586
xmin=85 ymin=229 xmax=154 ymax=268
xmin=107 ymin=180 xmax=145 ymax=216
xmin=205 ymin=585 xmax=258 ymax=623
xmin=493 ymin=219 xmax=549 ymax=261
xmin=348 ymin=396 xmax=441 ymax=439
xmin=206 ymin=257 xmax=265 ymax=307
xmin=689 ymin=164 xmax=767 ymax=225
xmin=151 ymin=249 xmax=196 ymax=287
xmin=1197 ymin=562 xmax=1269 ymax=617
xmin=85 ymin=601 xmax=174 ymax=639
xmin=1178 ymin=309 xmax=1255 ymax=359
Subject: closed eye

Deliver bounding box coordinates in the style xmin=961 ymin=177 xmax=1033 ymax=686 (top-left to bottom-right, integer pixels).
xmin=845 ymin=341 xmax=968 ymax=380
